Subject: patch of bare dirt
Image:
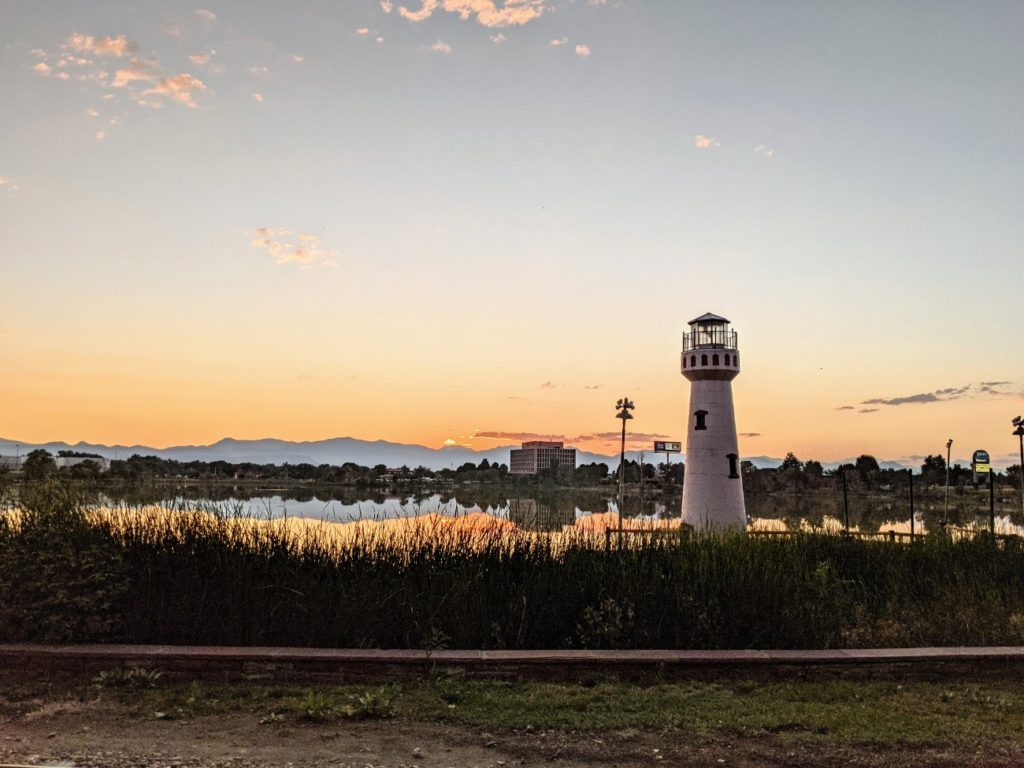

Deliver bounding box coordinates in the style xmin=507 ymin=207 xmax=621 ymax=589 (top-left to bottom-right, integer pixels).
xmin=1 ymin=708 xmax=1022 ymax=768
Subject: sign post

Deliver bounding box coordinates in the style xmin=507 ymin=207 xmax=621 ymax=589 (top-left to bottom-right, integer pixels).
xmin=654 ymin=441 xmax=682 ymax=486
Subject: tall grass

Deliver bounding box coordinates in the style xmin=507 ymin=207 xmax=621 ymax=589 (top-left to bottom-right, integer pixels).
xmin=3 ymin=482 xmax=1024 ymax=649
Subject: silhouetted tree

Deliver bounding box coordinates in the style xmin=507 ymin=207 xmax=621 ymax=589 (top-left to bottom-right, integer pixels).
xmin=779 ymin=453 xmax=802 ymax=472
xmin=803 ymin=459 xmax=824 ymax=478
xmin=22 ymin=450 xmax=56 ymax=482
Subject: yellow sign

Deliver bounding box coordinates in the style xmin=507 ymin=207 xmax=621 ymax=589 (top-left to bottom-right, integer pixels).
xmin=973 ymin=449 xmax=991 ymax=474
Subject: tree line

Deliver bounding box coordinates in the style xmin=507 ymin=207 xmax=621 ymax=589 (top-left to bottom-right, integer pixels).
xmin=6 ymin=447 xmax=1020 ymax=491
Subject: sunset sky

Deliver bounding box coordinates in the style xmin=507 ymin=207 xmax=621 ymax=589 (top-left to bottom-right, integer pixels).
xmin=1 ymin=1 xmax=1022 ymax=466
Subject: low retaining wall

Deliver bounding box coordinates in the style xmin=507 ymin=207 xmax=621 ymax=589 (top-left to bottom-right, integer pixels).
xmin=3 ymin=644 xmax=1024 ymax=682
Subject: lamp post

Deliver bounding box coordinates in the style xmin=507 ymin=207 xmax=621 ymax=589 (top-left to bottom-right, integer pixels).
xmin=1013 ymin=417 xmax=1024 ymax=518
xmin=944 ymin=438 xmax=953 ymax=524
xmin=615 ymin=397 xmax=635 ymax=538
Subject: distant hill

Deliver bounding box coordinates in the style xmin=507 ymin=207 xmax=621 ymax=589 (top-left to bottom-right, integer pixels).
xmin=0 ymin=436 xmax=915 ymax=472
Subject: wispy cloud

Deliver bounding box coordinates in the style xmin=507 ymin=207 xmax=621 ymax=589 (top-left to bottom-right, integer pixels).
xmin=444 ymin=0 xmax=545 ymax=27
xmin=835 ymin=405 xmax=855 ymax=411
xmin=550 ymin=37 xmax=568 ymax=46
xmin=575 ymin=44 xmax=590 ymax=57
xmin=979 ymin=380 xmax=1014 ymax=395
xmin=143 ymin=73 xmax=207 ymax=108
xmin=429 ymin=40 xmax=453 ymax=53
xmin=400 ymin=0 xmax=440 ymax=21
xmin=694 ymin=134 xmax=720 ymax=149
xmin=739 ymin=432 xmax=761 ymax=438
xmin=862 ymin=384 xmax=971 ymax=407
xmin=111 ymin=58 xmax=161 ymax=88
xmin=0 ymin=177 xmax=19 ymax=193
xmin=471 ymin=429 xmax=671 ymax=447
xmin=473 ymin=430 xmax=566 ymax=442
xmin=539 ymin=381 xmax=558 ymax=389
xmin=194 ymin=9 xmax=217 ymax=22
xmin=250 ymin=228 xmax=338 ymax=269
xmin=753 ymin=144 xmax=775 ymax=157
xmin=859 ymin=408 xmax=878 ymax=414
xmin=381 ymin=0 xmax=394 ymax=11
xmin=67 ymin=33 xmax=133 ymax=57
xmin=399 ymin=0 xmax=545 ymax=27
xmin=356 ymin=28 xmax=385 ymax=42
xmin=574 ymin=431 xmax=671 ymax=443
xmin=583 ymin=384 xmax=603 ymax=390
xmin=490 ymin=32 xmax=507 ymax=43
xmin=32 ymin=33 xmax=210 ymax=113
xmin=252 ymin=92 xmax=264 ymax=102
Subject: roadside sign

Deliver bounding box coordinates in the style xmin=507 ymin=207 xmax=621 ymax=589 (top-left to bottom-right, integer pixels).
xmin=654 ymin=441 xmax=682 ymax=453
xmin=973 ymin=449 xmax=991 ymax=473
xmin=973 ymin=449 xmax=991 ymax=486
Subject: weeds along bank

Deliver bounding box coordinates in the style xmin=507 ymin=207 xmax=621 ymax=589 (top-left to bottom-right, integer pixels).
xmin=4 ymin=482 xmax=1024 ymax=650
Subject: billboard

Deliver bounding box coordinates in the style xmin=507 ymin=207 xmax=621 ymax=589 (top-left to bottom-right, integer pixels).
xmin=654 ymin=441 xmax=682 ymax=453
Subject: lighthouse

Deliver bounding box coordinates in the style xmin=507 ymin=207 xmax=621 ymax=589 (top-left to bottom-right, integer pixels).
xmin=680 ymin=313 xmax=746 ymax=529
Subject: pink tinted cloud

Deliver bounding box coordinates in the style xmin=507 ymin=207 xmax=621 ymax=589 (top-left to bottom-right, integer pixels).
xmin=250 ymin=228 xmax=338 ymax=269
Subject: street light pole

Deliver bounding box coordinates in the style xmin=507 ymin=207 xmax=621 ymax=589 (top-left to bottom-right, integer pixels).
xmin=1013 ymin=417 xmax=1024 ymax=518
xmin=944 ymin=438 xmax=953 ymax=524
xmin=615 ymin=397 xmax=635 ymax=542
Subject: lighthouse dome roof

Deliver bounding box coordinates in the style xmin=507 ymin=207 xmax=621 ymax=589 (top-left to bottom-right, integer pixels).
xmin=689 ymin=312 xmax=730 ymax=325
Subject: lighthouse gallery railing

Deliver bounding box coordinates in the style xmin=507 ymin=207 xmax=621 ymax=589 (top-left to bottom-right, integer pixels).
xmin=682 ymin=329 xmax=738 ymax=351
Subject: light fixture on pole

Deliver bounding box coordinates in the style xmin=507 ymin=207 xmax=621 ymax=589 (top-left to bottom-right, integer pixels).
xmin=615 ymin=396 xmax=635 ymax=535
xmin=1013 ymin=416 xmax=1024 ymax=518
xmin=944 ymin=438 xmax=953 ymax=524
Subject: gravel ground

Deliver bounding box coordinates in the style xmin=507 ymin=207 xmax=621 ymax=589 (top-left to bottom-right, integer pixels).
xmin=2 ymin=704 xmax=1024 ymax=768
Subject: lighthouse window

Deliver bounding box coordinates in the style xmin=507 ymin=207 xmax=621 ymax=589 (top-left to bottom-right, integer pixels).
xmin=694 ymin=410 xmax=708 ymax=431
xmin=701 ymin=354 xmax=708 ymax=366
xmin=682 ymin=356 xmax=687 ymax=369
xmin=727 ymin=453 xmax=739 ymax=478
xmin=690 ymin=355 xmax=696 ymax=368
xmin=712 ymin=354 xmax=719 ymax=366
xmin=724 ymin=354 xmax=731 ymax=366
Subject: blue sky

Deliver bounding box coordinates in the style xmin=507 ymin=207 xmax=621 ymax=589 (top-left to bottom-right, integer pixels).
xmin=1 ymin=1 xmax=1022 ymax=464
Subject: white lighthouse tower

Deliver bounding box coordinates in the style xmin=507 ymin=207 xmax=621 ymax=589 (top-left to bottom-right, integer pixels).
xmin=680 ymin=313 xmax=746 ymax=529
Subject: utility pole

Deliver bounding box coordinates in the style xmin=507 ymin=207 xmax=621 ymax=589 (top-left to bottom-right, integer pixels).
xmin=908 ymin=468 xmax=915 ymax=537
xmin=615 ymin=396 xmax=635 ymax=543
xmin=1013 ymin=417 xmax=1024 ymax=519
xmin=944 ymin=438 xmax=953 ymax=524
xmin=989 ymin=468 xmax=996 ymax=535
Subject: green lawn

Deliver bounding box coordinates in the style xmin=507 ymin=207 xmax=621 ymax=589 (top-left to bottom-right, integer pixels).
xmin=76 ymin=674 xmax=1024 ymax=745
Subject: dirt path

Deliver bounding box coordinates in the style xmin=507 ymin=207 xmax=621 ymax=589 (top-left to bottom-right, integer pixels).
xmin=2 ymin=704 xmax=1021 ymax=768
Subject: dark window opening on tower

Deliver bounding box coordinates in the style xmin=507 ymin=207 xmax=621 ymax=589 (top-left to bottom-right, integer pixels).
xmin=701 ymin=354 xmax=708 ymax=366
xmin=682 ymin=356 xmax=686 ymax=369
xmin=690 ymin=355 xmax=696 ymax=367
xmin=727 ymin=453 xmax=739 ymax=478
xmin=724 ymin=354 xmax=731 ymax=366
xmin=712 ymin=354 xmax=719 ymax=365
xmin=695 ymin=410 xmax=707 ymax=430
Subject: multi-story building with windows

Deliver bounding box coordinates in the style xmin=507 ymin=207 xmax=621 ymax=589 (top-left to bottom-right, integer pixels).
xmin=509 ymin=441 xmax=577 ymax=475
